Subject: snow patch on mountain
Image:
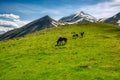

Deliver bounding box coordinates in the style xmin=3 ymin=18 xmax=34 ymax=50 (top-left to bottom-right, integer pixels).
xmin=98 ymin=18 xmax=108 ymax=22
xmin=59 ymin=11 xmax=97 ymax=24
xmin=117 ymin=20 xmax=120 ymax=26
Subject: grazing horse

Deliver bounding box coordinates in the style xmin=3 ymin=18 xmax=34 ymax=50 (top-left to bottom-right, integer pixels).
xmin=72 ymin=33 xmax=79 ymax=39
xmin=80 ymin=32 xmax=84 ymax=38
xmin=56 ymin=37 xmax=67 ymax=46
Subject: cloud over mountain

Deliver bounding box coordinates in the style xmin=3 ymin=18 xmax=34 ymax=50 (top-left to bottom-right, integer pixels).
xmin=0 ymin=14 xmax=20 ymax=20
xmin=0 ymin=14 xmax=30 ymax=34
xmin=0 ymin=20 xmax=19 ymax=28
xmin=79 ymin=0 xmax=120 ymax=19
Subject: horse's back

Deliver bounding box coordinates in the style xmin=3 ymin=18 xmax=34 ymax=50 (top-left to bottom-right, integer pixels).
xmin=63 ymin=37 xmax=67 ymax=42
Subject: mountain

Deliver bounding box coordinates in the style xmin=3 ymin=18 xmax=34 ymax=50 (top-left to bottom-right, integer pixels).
xmin=104 ymin=12 xmax=120 ymax=25
xmin=59 ymin=11 xmax=97 ymax=24
xmin=0 ymin=15 xmax=61 ymax=41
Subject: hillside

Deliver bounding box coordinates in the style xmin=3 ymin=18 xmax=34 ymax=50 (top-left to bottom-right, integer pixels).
xmin=0 ymin=23 xmax=120 ymax=80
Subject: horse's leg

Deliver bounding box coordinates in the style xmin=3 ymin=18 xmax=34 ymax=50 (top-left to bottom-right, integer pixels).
xmin=65 ymin=40 xmax=67 ymax=44
xmin=57 ymin=40 xmax=59 ymax=46
xmin=61 ymin=41 xmax=64 ymax=45
xmin=64 ymin=39 xmax=67 ymax=45
xmin=58 ymin=41 xmax=62 ymax=46
xmin=82 ymin=34 xmax=83 ymax=38
xmin=83 ymin=33 xmax=84 ymax=38
xmin=81 ymin=33 xmax=82 ymax=38
xmin=72 ymin=35 xmax=75 ymax=39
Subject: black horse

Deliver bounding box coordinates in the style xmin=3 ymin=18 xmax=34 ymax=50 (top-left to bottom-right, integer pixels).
xmin=71 ymin=32 xmax=79 ymax=39
xmin=80 ymin=32 xmax=84 ymax=38
xmin=72 ymin=33 xmax=79 ymax=39
xmin=56 ymin=37 xmax=67 ymax=46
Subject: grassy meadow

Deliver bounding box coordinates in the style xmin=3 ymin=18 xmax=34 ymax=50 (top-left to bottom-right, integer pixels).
xmin=0 ymin=23 xmax=120 ymax=80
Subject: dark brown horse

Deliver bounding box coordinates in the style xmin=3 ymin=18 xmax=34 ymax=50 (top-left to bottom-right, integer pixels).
xmin=80 ymin=32 xmax=84 ymax=38
xmin=56 ymin=37 xmax=67 ymax=46
xmin=72 ymin=33 xmax=79 ymax=39
xmin=71 ymin=32 xmax=79 ymax=39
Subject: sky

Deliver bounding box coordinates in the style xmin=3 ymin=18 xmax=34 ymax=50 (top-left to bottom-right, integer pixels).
xmin=0 ymin=0 xmax=120 ymax=33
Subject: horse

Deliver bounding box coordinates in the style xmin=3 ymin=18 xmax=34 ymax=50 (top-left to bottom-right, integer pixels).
xmin=56 ymin=37 xmax=67 ymax=46
xmin=72 ymin=33 xmax=79 ymax=39
xmin=80 ymin=32 xmax=84 ymax=38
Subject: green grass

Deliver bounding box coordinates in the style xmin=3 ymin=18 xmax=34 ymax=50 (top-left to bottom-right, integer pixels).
xmin=0 ymin=23 xmax=120 ymax=80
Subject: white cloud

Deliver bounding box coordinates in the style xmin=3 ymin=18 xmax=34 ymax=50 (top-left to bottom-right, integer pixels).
xmin=0 ymin=19 xmax=19 ymax=28
xmin=41 ymin=0 xmax=120 ymax=20
xmin=78 ymin=0 xmax=120 ymax=19
xmin=13 ymin=19 xmax=30 ymax=27
xmin=0 ymin=14 xmax=20 ymax=20
xmin=112 ymin=0 xmax=120 ymax=2
xmin=25 ymin=0 xmax=119 ymax=20
xmin=0 ymin=14 xmax=30 ymax=34
xmin=0 ymin=26 xmax=13 ymax=34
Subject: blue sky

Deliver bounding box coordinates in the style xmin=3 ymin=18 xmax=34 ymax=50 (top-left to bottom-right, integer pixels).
xmin=1 ymin=0 xmax=118 ymax=20
xmin=0 ymin=0 xmax=120 ymax=33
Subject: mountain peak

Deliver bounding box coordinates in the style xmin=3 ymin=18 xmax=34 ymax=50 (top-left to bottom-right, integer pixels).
xmin=80 ymin=11 xmax=85 ymax=13
xmin=42 ymin=15 xmax=51 ymax=19
xmin=74 ymin=11 xmax=88 ymax=18
xmin=39 ymin=15 xmax=53 ymax=21
xmin=79 ymin=11 xmax=86 ymax=15
xmin=59 ymin=11 xmax=97 ymax=23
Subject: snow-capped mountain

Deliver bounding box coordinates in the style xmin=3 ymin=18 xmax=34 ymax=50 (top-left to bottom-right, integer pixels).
xmin=0 ymin=15 xmax=62 ymax=40
xmin=117 ymin=20 xmax=120 ymax=26
xmin=104 ymin=12 xmax=120 ymax=25
xmin=59 ymin=11 xmax=97 ymax=24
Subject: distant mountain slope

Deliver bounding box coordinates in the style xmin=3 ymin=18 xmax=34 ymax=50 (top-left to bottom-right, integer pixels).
xmin=104 ymin=12 xmax=120 ymax=25
xmin=0 ymin=15 xmax=61 ymax=41
xmin=98 ymin=18 xmax=107 ymax=22
xmin=59 ymin=11 xmax=97 ymax=24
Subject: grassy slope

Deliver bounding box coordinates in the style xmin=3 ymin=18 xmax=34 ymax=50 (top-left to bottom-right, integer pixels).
xmin=0 ymin=23 xmax=120 ymax=80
